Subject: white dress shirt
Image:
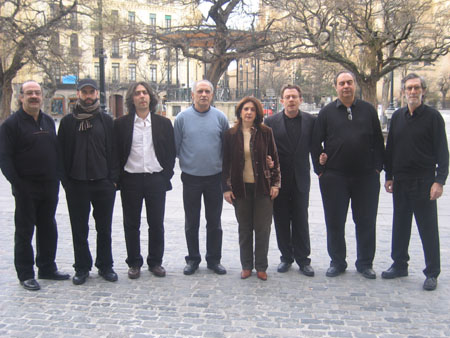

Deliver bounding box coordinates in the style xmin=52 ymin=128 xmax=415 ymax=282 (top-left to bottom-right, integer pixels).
xmin=124 ymin=114 xmax=163 ymax=173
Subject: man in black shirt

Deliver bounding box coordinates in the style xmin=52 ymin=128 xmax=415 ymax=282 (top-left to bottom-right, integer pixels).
xmin=382 ymin=73 xmax=449 ymax=291
xmin=265 ymin=84 xmax=315 ymax=277
xmin=58 ymin=79 xmax=118 ymax=285
xmin=312 ymin=71 xmax=384 ymax=279
xmin=0 ymin=81 xmax=69 ymax=291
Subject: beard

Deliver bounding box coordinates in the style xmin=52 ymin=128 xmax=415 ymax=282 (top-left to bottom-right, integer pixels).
xmin=81 ymin=98 xmax=98 ymax=106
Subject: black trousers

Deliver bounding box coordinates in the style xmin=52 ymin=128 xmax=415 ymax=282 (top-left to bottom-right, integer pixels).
xmin=391 ymin=178 xmax=440 ymax=278
xmin=120 ymin=172 xmax=166 ymax=268
xmin=319 ymin=170 xmax=380 ymax=271
xmin=13 ymin=180 xmax=59 ymax=281
xmin=181 ymin=172 xmax=223 ymax=265
xmin=234 ymin=184 xmax=273 ymax=272
xmin=273 ymin=182 xmax=311 ymax=267
xmin=65 ymin=179 xmax=116 ymax=273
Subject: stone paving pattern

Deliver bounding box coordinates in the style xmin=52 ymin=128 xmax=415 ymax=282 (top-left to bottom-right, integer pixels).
xmin=1 ymin=136 xmax=450 ymax=337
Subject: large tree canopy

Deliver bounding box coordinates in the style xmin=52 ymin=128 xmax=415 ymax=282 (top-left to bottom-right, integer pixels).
xmin=263 ymin=0 xmax=450 ymax=106
xmin=0 ymin=0 xmax=77 ymax=120
xmin=112 ymin=0 xmax=286 ymax=90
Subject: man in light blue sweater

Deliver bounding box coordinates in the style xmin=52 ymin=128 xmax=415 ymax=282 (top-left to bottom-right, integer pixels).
xmin=174 ymin=80 xmax=229 ymax=275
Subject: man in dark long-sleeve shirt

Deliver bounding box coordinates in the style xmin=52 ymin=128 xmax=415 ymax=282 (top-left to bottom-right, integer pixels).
xmin=58 ymin=79 xmax=118 ymax=286
xmin=0 ymin=81 xmax=69 ymax=291
xmin=382 ymin=73 xmax=449 ymax=291
xmin=312 ymin=70 xmax=384 ymax=279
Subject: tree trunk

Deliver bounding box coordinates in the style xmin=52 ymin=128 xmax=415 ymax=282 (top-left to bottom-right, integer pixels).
xmin=360 ymin=79 xmax=378 ymax=108
xmin=205 ymin=58 xmax=232 ymax=90
xmin=0 ymin=80 xmax=14 ymax=121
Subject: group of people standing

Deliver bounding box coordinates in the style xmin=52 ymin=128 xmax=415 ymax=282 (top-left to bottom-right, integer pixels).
xmin=0 ymin=70 xmax=447 ymax=293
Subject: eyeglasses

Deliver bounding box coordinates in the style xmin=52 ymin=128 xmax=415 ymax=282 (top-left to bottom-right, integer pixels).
xmin=347 ymin=107 xmax=352 ymax=121
xmin=23 ymin=90 xmax=42 ymax=96
xmin=405 ymin=86 xmax=422 ymax=92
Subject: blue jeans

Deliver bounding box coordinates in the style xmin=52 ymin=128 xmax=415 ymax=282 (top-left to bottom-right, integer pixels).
xmin=181 ymin=172 xmax=223 ymax=265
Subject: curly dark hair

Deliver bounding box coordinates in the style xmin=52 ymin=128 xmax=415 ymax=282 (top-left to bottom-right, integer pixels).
xmin=125 ymin=81 xmax=159 ymax=114
xmin=235 ymin=96 xmax=265 ymax=127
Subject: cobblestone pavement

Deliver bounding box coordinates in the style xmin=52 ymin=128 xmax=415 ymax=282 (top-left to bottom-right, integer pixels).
xmin=1 ymin=128 xmax=450 ymax=337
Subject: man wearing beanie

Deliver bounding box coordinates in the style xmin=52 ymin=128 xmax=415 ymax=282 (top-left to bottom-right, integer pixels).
xmin=58 ymin=79 xmax=119 ymax=285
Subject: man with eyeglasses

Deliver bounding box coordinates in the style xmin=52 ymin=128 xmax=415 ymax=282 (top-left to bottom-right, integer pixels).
xmin=312 ymin=70 xmax=384 ymax=279
xmin=0 ymin=81 xmax=70 ymax=291
xmin=382 ymin=73 xmax=448 ymax=291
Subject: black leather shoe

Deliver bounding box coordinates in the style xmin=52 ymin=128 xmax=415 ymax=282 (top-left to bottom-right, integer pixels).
xmin=149 ymin=265 xmax=166 ymax=277
xmin=72 ymin=271 xmax=89 ymax=285
xmin=277 ymin=262 xmax=291 ymax=273
xmin=299 ymin=265 xmax=315 ymax=277
xmin=38 ymin=270 xmax=70 ymax=280
xmin=381 ymin=266 xmax=408 ymax=279
xmin=359 ymin=268 xmax=376 ymax=279
xmin=98 ymin=269 xmax=118 ymax=282
xmin=20 ymin=279 xmax=40 ymax=291
xmin=326 ymin=266 xmax=345 ymax=277
xmin=423 ymin=277 xmax=437 ymax=291
xmin=183 ymin=261 xmax=199 ymax=275
xmin=207 ymin=263 xmax=227 ymax=275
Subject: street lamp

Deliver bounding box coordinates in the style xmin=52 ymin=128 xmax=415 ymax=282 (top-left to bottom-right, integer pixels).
xmin=98 ymin=0 xmax=106 ymax=112
xmin=245 ymin=59 xmax=249 ymax=94
xmin=389 ymin=71 xmax=395 ymax=109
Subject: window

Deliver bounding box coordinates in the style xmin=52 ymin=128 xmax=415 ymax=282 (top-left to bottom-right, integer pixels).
xmin=112 ymin=63 xmax=120 ymax=82
xmin=70 ymin=33 xmax=79 ymax=55
xmin=150 ymin=65 xmax=157 ymax=82
xmin=129 ymin=64 xmax=136 ymax=82
xmin=128 ymin=11 xmax=135 ymax=26
xmin=111 ymin=10 xmax=118 ymax=18
xmin=128 ymin=40 xmax=137 ymax=58
xmin=94 ymin=36 xmax=100 ymax=56
xmin=50 ymin=33 xmax=60 ymax=54
xmin=165 ymin=15 xmax=171 ymax=31
xmin=54 ymin=64 xmax=61 ymax=83
xmin=69 ymin=11 xmax=78 ymax=29
xmin=94 ymin=63 xmax=100 ymax=80
xmin=172 ymin=105 xmax=181 ymax=117
xmin=111 ymin=39 xmax=120 ymax=58
xmin=150 ymin=41 xmax=157 ymax=58
xmin=149 ymin=13 xmax=156 ymax=29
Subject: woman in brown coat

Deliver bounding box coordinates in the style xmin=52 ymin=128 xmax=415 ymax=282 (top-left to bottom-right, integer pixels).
xmin=222 ymin=97 xmax=281 ymax=280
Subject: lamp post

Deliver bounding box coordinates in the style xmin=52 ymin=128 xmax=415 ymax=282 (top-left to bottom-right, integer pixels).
xmin=389 ymin=70 xmax=395 ymax=109
xmin=245 ymin=59 xmax=249 ymax=94
xmin=98 ymin=0 xmax=106 ymax=112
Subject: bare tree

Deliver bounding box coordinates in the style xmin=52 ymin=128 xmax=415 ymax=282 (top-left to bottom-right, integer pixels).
xmin=108 ymin=0 xmax=286 ymax=90
xmin=262 ymin=0 xmax=450 ymax=106
xmin=0 ymin=0 xmax=78 ymax=120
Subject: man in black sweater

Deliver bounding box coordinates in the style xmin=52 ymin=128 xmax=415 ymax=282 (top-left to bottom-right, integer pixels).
xmin=0 ymin=81 xmax=69 ymax=291
xmin=58 ymin=79 xmax=118 ymax=285
xmin=382 ymin=73 xmax=449 ymax=291
xmin=312 ymin=71 xmax=384 ymax=279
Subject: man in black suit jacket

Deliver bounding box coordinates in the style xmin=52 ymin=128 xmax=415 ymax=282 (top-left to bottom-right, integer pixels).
xmin=114 ymin=82 xmax=175 ymax=279
xmin=265 ymin=84 xmax=315 ymax=276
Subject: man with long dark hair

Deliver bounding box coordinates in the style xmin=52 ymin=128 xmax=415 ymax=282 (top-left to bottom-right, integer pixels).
xmin=114 ymin=82 xmax=175 ymax=279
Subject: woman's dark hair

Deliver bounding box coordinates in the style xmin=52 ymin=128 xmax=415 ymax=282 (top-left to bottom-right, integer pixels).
xmin=125 ymin=81 xmax=159 ymax=114
xmin=235 ymin=96 xmax=265 ymax=127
